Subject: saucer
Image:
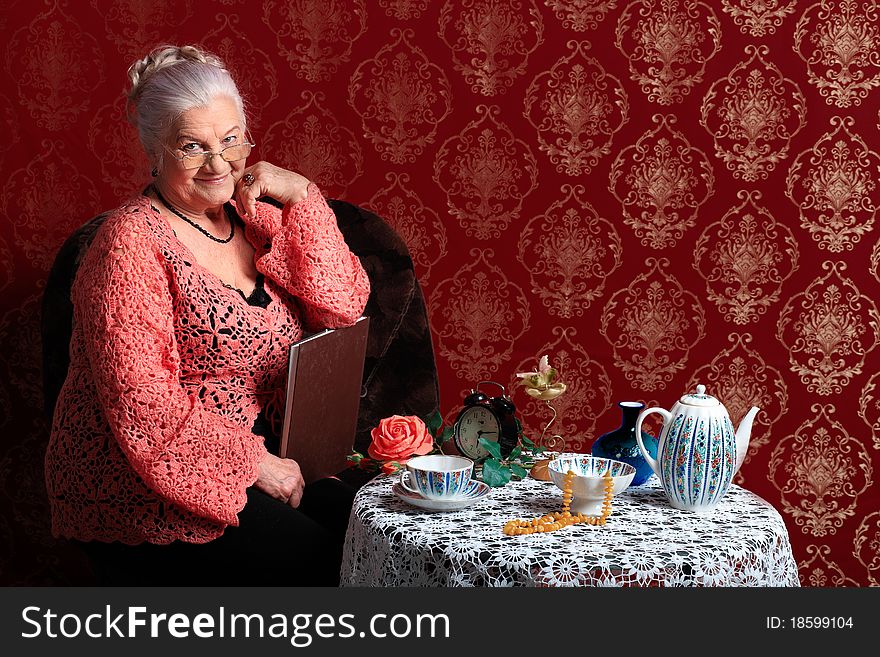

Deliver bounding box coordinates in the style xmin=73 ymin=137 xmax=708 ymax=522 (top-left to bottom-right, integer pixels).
xmin=392 ymin=478 xmax=491 ymax=512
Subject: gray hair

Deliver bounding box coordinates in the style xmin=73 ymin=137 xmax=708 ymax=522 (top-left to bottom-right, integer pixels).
xmin=126 ymin=45 xmax=248 ymax=167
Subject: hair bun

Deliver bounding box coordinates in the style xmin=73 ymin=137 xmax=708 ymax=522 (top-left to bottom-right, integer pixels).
xmin=127 ymin=45 xmax=225 ymax=105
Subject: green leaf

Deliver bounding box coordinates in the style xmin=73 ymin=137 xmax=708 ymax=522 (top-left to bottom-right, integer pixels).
xmin=509 ymin=445 xmax=523 ymax=462
xmin=510 ymin=463 xmax=528 ymax=480
xmin=478 ymin=437 xmax=502 ymax=460
xmin=519 ymin=434 xmax=546 ymax=455
xmin=440 ymin=426 xmax=455 ymax=443
xmin=425 ymin=410 xmax=443 ymax=436
xmin=481 ymin=458 xmax=513 ymax=487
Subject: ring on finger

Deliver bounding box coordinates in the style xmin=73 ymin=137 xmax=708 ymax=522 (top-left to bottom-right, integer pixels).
xmin=243 ymin=173 xmax=255 ymax=187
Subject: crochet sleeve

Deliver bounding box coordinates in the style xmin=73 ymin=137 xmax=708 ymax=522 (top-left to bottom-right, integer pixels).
xmin=73 ymin=214 xmax=267 ymax=526
xmin=245 ymin=183 xmax=370 ymax=330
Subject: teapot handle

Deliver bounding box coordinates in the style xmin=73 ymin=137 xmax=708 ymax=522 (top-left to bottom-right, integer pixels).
xmin=635 ymin=407 xmax=671 ymax=477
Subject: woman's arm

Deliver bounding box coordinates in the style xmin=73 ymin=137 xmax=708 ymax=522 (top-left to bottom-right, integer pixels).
xmin=236 ymin=163 xmax=370 ymax=331
xmin=73 ymin=211 xmax=267 ymax=526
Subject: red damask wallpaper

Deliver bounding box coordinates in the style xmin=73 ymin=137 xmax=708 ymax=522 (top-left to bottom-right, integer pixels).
xmin=1 ymin=0 xmax=878 ymax=586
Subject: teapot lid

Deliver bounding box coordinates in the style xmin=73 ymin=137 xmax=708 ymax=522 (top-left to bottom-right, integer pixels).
xmin=679 ymin=384 xmax=719 ymax=407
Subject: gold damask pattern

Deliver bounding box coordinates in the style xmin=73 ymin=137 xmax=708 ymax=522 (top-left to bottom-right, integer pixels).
xmin=721 ymin=0 xmax=798 ymax=37
xmin=524 ymin=40 xmax=628 ymax=176
xmin=438 ymin=0 xmax=544 ymax=96
xmin=857 ymin=372 xmax=880 ymax=451
xmin=262 ymin=0 xmax=367 ymax=82
xmin=0 ymin=93 xmax=19 ymax=167
xmin=2 ymin=141 xmax=101 ymax=272
xmin=798 ymin=545 xmax=859 ymax=586
xmin=203 ymin=14 xmax=279 ymax=125
xmin=428 ymin=249 xmax=530 ymax=382
xmin=0 ymin=233 xmax=15 ymax=292
xmin=380 ymin=0 xmax=429 ymax=20
xmin=366 ymin=173 xmax=448 ymax=283
xmin=600 ymin=257 xmax=705 ymax=390
xmin=350 ymin=28 xmax=453 ymax=164
xmin=87 ymin=96 xmax=150 ymax=200
xmin=0 ymin=233 xmax=13 ymax=295
xmin=853 ymin=512 xmax=880 ymax=585
xmin=615 ymin=0 xmax=722 ymax=106
xmin=872 ymin=239 xmax=880 ymax=284
xmin=769 ymin=404 xmax=873 ymax=537
xmin=609 ymin=114 xmax=714 ymax=249
xmin=687 ymin=333 xmax=788 ymax=472
xmin=510 ymin=327 xmax=612 ymax=452
xmin=693 ymin=190 xmax=799 ymax=325
xmin=89 ymin=0 xmax=191 ymax=60
xmin=545 ymin=0 xmax=617 ymax=31
xmin=777 ymin=261 xmax=880 ymax=396
xmin=794 ymin=0 xmax=880 ymax=108
xmin=6 ymin=2 xmax=105 ymax=131
xmin=263 ymin=91 xmax=363 ymax=198
xmin=786 ymin=116 xmax=879 ymax=253
xmin=433 ymin=105 xmax=538 ymax=240
xmin=700 ymin=45 xmax=806 ymax=181
xmin=516 ymin=184 xmax=622 ymax=318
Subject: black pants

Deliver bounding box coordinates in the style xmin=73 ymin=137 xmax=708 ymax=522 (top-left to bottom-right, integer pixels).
xmin=77 ymin=478 xmax=355 ymax=587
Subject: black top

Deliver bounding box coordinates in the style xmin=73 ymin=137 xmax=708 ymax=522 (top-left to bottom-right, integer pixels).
xmin=242 ymin=275 xmax=280 ymax=454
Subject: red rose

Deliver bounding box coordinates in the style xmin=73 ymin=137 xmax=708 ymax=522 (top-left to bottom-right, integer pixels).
xmin=368 ymin=415 xmax=434 ymax=463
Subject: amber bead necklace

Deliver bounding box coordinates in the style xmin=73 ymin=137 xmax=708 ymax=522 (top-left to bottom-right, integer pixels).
xmin=503 ymin=469 xmax=614 ymax=536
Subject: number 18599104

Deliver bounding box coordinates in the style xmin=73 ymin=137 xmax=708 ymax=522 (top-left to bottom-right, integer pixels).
xmin=766 ymin=616 xmax=853 ymax=630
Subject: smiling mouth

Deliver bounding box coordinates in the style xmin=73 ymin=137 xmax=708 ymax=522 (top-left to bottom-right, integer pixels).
xmin=197 ymin=175 xmax=228 ymax=184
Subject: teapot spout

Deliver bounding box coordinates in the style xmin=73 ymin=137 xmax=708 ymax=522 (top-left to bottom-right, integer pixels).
xmin=734 ymin=407 xmax=760 ymax=474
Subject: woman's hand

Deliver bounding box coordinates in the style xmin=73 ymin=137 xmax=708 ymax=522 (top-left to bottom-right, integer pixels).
xmin=254 ymin=452 xmax=305 ymax=508
xmin=234 ymin=162 xmax=310 ymax=218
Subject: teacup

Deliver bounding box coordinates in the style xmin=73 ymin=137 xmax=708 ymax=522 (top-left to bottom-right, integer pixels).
xmin=399 ymin=455 xmax=474 ymax=500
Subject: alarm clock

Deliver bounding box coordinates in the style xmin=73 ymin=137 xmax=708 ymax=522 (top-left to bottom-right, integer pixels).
xmin=452 ymin=381 xmax=520 ymax=462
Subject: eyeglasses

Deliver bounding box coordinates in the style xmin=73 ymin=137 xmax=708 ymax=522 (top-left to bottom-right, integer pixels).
xmin=166 ymin=139 xmax=255 ymax=170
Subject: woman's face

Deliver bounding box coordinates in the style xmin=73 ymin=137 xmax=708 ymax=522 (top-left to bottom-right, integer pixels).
xmin=157 ymin=95 xmax=247 ymax=212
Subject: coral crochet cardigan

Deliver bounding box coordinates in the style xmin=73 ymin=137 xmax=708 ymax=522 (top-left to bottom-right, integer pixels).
xmin=45 ymin=184 xmax=370 ymax=545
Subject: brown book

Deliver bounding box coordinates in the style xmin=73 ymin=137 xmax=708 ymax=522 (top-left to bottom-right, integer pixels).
xmin=279 ymin=316 xmax=370 ymax=484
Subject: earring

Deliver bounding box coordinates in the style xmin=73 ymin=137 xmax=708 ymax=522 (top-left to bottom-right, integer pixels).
xmin=151 ymin=167 xmax=158 ymax=177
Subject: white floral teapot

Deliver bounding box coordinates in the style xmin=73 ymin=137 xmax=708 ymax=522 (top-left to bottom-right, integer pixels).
xmin=634 ymin=384 xmax=759 ymax=513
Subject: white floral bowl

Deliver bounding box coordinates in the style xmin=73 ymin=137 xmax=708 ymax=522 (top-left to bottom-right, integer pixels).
xmin=548 ymin=454 xmax=636 ymax=515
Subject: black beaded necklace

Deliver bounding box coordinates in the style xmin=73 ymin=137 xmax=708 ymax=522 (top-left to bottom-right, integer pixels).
xmin=152 ymin=185 xmax=235 ymax=244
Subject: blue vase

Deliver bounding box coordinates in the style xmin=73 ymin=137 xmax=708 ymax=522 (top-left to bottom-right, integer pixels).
xmin=591 ymin=401 xmax=658 ymax=486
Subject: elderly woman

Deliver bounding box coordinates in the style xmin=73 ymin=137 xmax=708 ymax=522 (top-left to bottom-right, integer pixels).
xmin=44 ymin=45 xmax=370 ymax=586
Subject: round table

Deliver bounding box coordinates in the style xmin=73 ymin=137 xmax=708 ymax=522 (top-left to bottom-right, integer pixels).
xmin=340 ymin=474 xmax=801 ymax=587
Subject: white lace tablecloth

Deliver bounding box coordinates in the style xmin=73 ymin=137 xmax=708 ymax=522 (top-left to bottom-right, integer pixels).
xmin=340 ymin=475 xmax=801 ymax=587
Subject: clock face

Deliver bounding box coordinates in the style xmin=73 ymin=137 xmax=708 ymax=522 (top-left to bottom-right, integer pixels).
xmin=454 ymin=405 xmax=502 ymax=461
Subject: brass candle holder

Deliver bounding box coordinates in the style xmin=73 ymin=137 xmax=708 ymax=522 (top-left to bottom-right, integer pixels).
xmin=527 ymin=385 xmax=567 ymax=481
xmin=515 ymin=355 xmax=568 ymax=481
